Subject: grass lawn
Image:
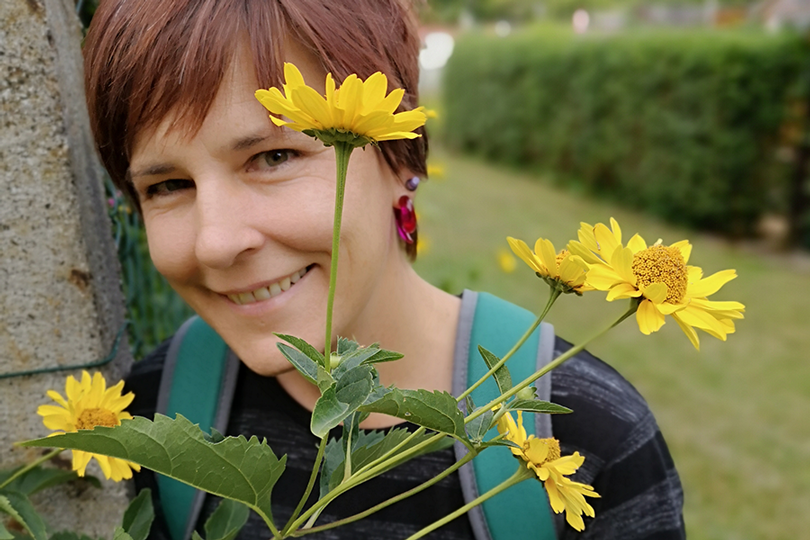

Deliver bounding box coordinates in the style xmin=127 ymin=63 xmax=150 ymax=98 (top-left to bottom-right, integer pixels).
xmin=413 ymin=148 xmax=810 ymax=540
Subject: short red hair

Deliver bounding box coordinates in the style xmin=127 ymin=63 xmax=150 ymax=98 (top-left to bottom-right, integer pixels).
xmin=84 ymin=0 xmax=427 ymax=205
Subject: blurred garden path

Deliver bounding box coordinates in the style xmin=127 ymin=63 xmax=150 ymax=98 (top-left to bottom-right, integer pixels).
xmin=414 ymin=147 xmax=810 ymax=540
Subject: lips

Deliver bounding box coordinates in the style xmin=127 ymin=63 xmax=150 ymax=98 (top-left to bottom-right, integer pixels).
xmin=225 ymin=265 xmax=311 ymax=305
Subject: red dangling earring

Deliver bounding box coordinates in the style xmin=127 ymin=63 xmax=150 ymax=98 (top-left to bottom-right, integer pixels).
xmin=394 ymin=195 xmax=417 ymax=244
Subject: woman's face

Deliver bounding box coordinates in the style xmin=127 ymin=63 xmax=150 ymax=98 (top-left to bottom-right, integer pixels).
xmin=129 ymin=44 xmax=409 ymax=375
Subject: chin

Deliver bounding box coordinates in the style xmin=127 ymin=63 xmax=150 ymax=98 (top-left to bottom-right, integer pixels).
xmin=233 ymin=339 xmax=296 ymax=377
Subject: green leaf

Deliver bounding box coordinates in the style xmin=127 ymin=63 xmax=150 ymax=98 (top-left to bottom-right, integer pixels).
xmin=359 ymin=388 xmax=469 ymax=443
xmin=0 ymin=466 xmax=82 ymax=496
xmin=311 ymin=386 xmax=349 ymax=438
xmin=465 ymin=408 xmax=494 ymax=443
xmin=0 ymin=492 xmax=47 ymax=540
xmin=316 ymin=365 xmax=335 ymax=394
xmin=20 ymin=415 xmax=286 ymax=527
xmin=508 ymin=399 xmax=572 ymax=415
xmin=204 ymin=499 xmax=250 ymax=540
xmin=321 ymin=428 xmax=452 ymax=495
xmin=478 ymin=346 xmax=512 ymax=395
xmin=311 ymin=366 xmax=375 ymax=438
xmin=0 ymin=522 xmax=12 ymax=540
xmin=364 ymin=348 xmax=404 ymax=364
xmin=121 ymin=489 xmax=154 ymax=540
xmin=277 ymin=343 xmax=319 ymax=385
xmin=336 ymin=337 xmax=359 ymax=356
xmin=111 ymin=528 xmax=133 ymax=540
xmin=191 ymin=532 xmax=203 ymax=540
xmin=276 ymin=334 xmax=325 ymax=369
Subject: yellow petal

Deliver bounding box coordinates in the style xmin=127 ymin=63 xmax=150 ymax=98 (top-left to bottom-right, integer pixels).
xmin=289 ymin=85 xmax=333 ymax=127
xmin=72 ymin=450 xmax=92 ymax=477
xmin=609 ymin=217 xmax=622 ymax=244
xmin=586 ymin=264 xmax=624 ymax=291
xmin=606 ymin=282 xmax=642 ymax=301
xmin=688 ymin=269 xmax=737 ymax=298
xmin=507 ymin=237 xmax=545 ymax=275
xmin=567 ymin=240 xmax=602 ymax=265
xmin=594 ymin=223 xmax=620 ymax=260
xmin=643 ymin=282 xmax=668 ymax=304
xmin=636 ymin=299 xmax=666 ymax=334
xmin=559 ymin=255 xmax=585 ymax=284
xmin=283 ymin=62 xmax=306 ymax=90
xmin=671 ymin=240 xmax=692 ymax=264
xmin=671 ymin=312 xmax=701 ymax=350
xmin=360 ymin=72 xmax=388 ymax=113
xmin=626 ymin=233 xmax=647 ymax=254
xmin=610 ymin=246 xmax=636 ymax=285
xmin=535 ymin=238 xmax=558 ymax=276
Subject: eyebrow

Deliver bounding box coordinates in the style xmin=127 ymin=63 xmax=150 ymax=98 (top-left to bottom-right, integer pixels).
xmin=129 ymin=132 xmax=280 ymax=179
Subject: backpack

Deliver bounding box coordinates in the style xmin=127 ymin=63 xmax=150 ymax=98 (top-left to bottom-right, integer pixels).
xmin=155 ymin=290 xmax=558 ymax=540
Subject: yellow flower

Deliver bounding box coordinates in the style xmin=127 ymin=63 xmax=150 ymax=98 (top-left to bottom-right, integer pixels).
xmin=255 ymin=63 xmax=427 ymax=148
xmin=37 ymin=371 xmax=140 ymax=482
xmin=497 ymin=411 xmax=599 ymax=531
xmin=507 ymin=236 xmax=591 ymax=294
xmin=497 ymin=248 xmax=517 ymax=273
xmin=569 ymin=218 xmax=745 ymax=349
xmin=427 ymin=163 xmax=446 ymax=179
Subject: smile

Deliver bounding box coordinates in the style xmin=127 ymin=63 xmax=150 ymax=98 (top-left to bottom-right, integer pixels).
xmin=226 ymin=266 xmax=311 ymax=305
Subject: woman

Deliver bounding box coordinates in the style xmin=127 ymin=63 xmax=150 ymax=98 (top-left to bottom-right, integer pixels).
xmin=83 ymin=1 xmax=685 ymax=538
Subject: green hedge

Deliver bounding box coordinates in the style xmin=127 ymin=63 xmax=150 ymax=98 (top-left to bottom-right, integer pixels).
xmin=443 ymin=28 xmax=808 ymax=236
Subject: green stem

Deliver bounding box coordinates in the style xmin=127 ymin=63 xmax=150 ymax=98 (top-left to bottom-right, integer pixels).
xmin=457 ymin=287 xmax=561 ymax=403
xmin=292 ymin=451 xmax=476 ymax=537
xmin=466 ymin=300 xmax=639 ymax=424
xmin=0 ymin=448 xmax=62 ymax=490
xmin=288 ymin=431 xmax=447 ymax=533
xmin=282 ymin=436 xmax=328 ymax=536
xmin=404 ymin=465 xmax=534 ymax=540
xmin=324 ymin=141 xmax=354 ymax=362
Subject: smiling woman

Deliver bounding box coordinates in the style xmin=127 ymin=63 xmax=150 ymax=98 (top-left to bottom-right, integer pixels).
xmin=82 ymin=1 xmax=686 ymax=539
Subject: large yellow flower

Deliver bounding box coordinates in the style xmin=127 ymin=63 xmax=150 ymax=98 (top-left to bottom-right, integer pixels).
xmin=255 ymin=63 xmax=427 ymax=147
xmin=507 ymin=236 xmax=591 ymax=294
xmin=569 ymin=218 xmax=745 ymax=349
xmin=497 ymin=411 xmax=599 ymax=531
xmin=37 ymin=371 xmax=140 ymax=482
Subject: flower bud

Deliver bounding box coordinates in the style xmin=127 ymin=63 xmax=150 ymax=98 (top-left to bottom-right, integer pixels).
xmin=516 ymin=386 xmax=537 ymax=401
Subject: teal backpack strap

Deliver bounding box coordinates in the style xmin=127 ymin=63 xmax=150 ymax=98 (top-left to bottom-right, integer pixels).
xmin=453 ymin=291 xmax=557 ymax=540
xmin=155 ymin=316 xmax=240 ymax=540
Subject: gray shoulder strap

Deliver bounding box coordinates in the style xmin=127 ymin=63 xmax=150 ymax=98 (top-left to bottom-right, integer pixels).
xmin=451 ymin=290 xmax=555 ymax=540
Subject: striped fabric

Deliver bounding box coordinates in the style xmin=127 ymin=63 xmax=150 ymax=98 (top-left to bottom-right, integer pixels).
xmin=127 ymin=336 xmax=684 ymax=540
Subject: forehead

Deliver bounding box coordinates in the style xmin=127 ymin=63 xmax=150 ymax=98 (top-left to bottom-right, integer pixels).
xmin=131 ymin=40 xmax=326 ymax=163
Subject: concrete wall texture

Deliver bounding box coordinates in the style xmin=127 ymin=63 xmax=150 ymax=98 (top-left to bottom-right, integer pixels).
xmin=1 ymin=0 xmax=132 ymax=533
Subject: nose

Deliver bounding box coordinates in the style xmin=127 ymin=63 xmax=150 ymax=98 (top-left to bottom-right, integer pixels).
xmin=194 ymin=181 xmax=265 ymax=269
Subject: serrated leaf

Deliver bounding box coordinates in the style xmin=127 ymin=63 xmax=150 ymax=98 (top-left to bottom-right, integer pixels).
xmin=334 ymin=366 xmax=374 ymax=408
xmin=321 ymin=428 xmax=451 ymax=495
xmin=359 ymin=388 xmax=469 ymax=443
xmin=0 ymin=523 xmax=11 ymax=540
xmin=331 ymin=348 xmax=379 ymax=379
xmin=508 ymin=399 xmax=572 ymax=414
xmin=311 ymin=386 xmax=349 ymax=438
xmin=20 ymin=415 xmax=285 ymax=526
xmin=276 ymin=334 xmax=326 ymax=369
xmin=204 ymin=499 xmax=250 ymax=540
xmin=0 ymin=466 xmax=81 ymax=496
xmin=277 ymin=343 xmax=319 ymax=384
xmin=478 ymin=346 xmax=512 ymax=395
xmin=111 ymin=528 xmax=133 ymax=540
xmin=0 ymin=492 xmax=47 ymax=540
xmin=465 ymin=408 xmax=494 ymax=443
xmin=336 ymin=337 xmax=359 ymax=356
xmin=121 ymin=489 xmax=154 ymax=540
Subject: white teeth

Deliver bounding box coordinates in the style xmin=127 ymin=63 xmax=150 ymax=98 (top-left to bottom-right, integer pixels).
xmin=227 ymin=266 xmax=308 ymax=305
xmin=253 ymin=287 xmax=271 ymax=301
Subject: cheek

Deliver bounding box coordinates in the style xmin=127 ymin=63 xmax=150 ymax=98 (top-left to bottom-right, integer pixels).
xmin=143 ymin=213 xmax=198 ymax=283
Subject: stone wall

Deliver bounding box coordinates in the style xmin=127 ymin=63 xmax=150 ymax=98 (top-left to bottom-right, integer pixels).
xmin=1 ymin=0 xmax=132 ymax=533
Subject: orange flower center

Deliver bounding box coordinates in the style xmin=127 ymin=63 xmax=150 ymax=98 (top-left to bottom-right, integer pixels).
xmin=76 ymin=408 xmax=118 ymax=430
xmin=631 ymin=245 xmax=688 ymax=304
xmin=555 ymin=249 xmax=569 ymax=270
xmin=525 ymin=437 xmax=561 ymax=464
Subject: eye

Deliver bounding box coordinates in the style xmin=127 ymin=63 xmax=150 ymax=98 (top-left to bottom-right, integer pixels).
xmin=252 ymin=149 xmax=295 ymax=171
xmin=146 ymin=179 xmax=194 ymax=197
